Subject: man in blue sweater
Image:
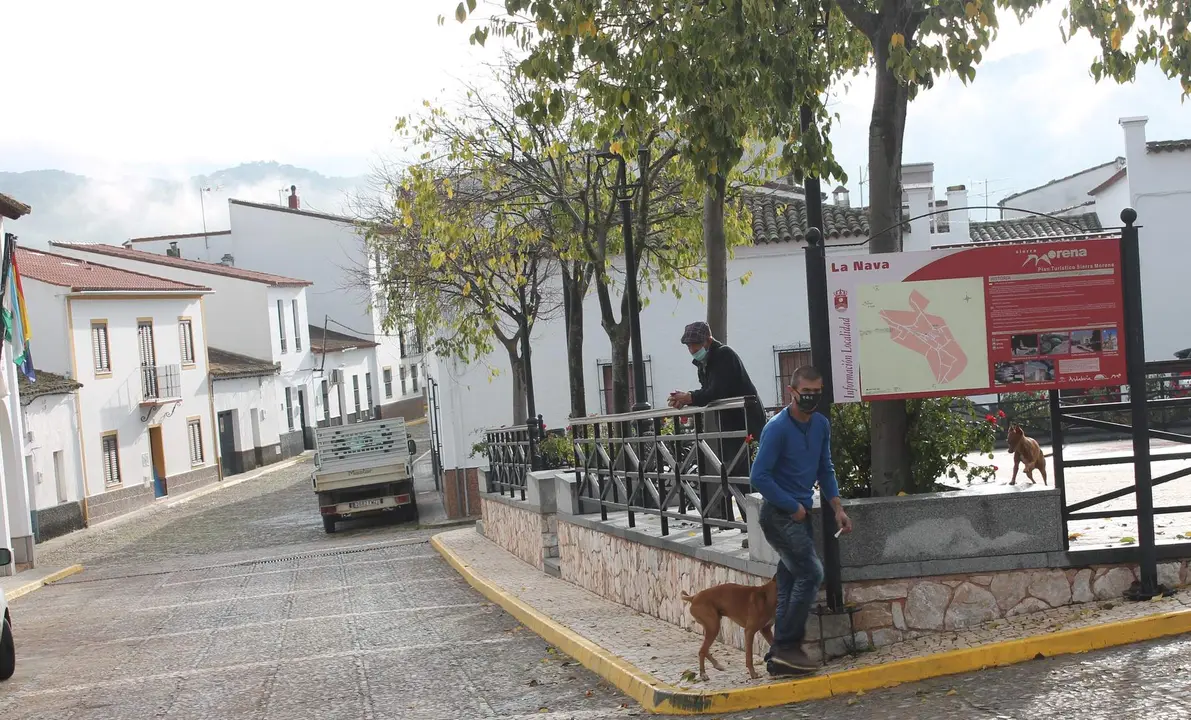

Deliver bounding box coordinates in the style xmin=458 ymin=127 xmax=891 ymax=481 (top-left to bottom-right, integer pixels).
xmin=750 ymin=365 xmax=853 ymax=675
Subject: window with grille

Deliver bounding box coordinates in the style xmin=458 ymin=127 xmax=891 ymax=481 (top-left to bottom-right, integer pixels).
xmin=352 ymin=375 xmax=361 ymax=414
xmin=277 ymin=299 xmax=287 ymax=353
xmin=291 ymin=300 xmax=302 ymax=351
xmin=411 ymin=364 xmax=419 ymax=392
xmin=101 ymin=433 xmax=120 ymax=486
xmin=383 ymin=367 xmax=393 ymax=398
xmin=284 ymin=387 xmax=294 ymax=431
xmin=91 ymin=321 xmax=111 ymax=373
xmin=596 ymin=358 xmax=654 ymax=413
xmin=400 ymin=366 xmax=408 ymax=395
xmin=321 ymin=379 xmax=330 ymax=421
xmin=187 ymin=419 xmax=204 ymax=465
xmin=774 ymin=345 xmax=813 ymax=405
xmin=178 ymin=319 xmax=195 ymax=365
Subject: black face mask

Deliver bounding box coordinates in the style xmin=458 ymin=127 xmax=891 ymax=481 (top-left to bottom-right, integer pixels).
xmin=796 ymin=392 xmax=821 ymax=413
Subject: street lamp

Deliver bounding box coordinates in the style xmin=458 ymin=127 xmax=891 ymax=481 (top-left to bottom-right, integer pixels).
xmin=594 ymin=136 xmax=651 ymax=413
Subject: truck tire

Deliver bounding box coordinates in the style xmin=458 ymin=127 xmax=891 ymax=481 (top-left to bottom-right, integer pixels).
xmin=0 ymin=616 xmax=15 ymax=681
xmin=322 ymin=515 xmax=337 ymax=534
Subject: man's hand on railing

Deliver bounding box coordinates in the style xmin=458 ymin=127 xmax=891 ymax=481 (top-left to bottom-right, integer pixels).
xmin=668 ymin=391 xmax=692 ymax=409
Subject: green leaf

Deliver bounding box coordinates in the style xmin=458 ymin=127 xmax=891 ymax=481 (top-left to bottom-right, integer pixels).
xmin=455 ymin=2 xmax=466 ymax=23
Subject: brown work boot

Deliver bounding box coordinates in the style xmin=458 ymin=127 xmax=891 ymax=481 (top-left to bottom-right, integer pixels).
xmin=769 ymin=646 xmax=818 ymax=673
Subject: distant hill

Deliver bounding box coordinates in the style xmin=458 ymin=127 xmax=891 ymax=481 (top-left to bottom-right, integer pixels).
xmin=0 ymin=162 xmax=366 ymax=248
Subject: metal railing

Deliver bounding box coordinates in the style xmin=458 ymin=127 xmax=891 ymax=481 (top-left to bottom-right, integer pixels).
xmin=140 ymin=364 xmax=181 ymax=404
xmin=485 ymin=423 xmax=535 ymax=500
xmin=569 ymin=397 xmax=761 ymax=546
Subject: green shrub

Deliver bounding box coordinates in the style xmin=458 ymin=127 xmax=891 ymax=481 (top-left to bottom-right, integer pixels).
xmin=829 ymin=398 xmax=1000 ymax=499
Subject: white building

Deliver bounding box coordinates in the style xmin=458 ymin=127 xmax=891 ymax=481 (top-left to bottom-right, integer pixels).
xmin=426 ymin=119 xmax=1191 ymax=512
xmin=18 ymin=247 xmax=220 ymax=525
xmin=309 ymin=326 xmax=379 ymax=425
xmin=126 ymin=188 xmax=426 ymax=424
xmin=207 ymin=347 xmax=284 ymax=475
xmin=18 ymin=371 xmax=86 ymax=543
xmin=50 ymin=241 xmax=321 ymax=460
xmin=0 ymin=193 xmax=34 ymax=574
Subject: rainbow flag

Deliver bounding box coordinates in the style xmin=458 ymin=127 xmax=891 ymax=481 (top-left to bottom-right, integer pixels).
xmin=1 ymin=239 xmax=35 ymax=382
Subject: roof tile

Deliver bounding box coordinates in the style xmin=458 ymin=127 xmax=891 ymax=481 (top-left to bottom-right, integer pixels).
xmin=744 ymin=193 xmax=869 ymax=245
xmin=208 ymin=347 xmax=280 ymax=379
xmin=18 ymin=370 xmax=82 ymax=404
xmin=16 ymin=248 xmax=211 ymax=293
xmin=52 ymin=242 xmax=312 ymax=287
xmin=1147 ymin=138 xmax=1191 ymax=153
xmin=968 ymin=211 xmax=1103 ymax=243
xmin=309 ymin=325 xmax=378 ymax=353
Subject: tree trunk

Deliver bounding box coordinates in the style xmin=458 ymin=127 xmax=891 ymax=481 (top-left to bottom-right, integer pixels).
xmin=610 ymin=326 xmax=631 ymax=415
xmin=703 ymin=175 xmax=728 ymax=342
xmin=866 ymin=29 xmax=913 ymax=497
xmin=561 ymin=265 xmax=588 ymax=419
xmin=508 ymin=346 xmax=528 ymax=426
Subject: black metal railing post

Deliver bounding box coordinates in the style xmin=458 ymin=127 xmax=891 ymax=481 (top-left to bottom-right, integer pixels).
xmin=804 ymin=226 xmax=844 ymax=612
xmin=1119 ymin=208 xmax=1160 ymax=598
xmin=1048 ymin=389 xmax=1070 ymax=550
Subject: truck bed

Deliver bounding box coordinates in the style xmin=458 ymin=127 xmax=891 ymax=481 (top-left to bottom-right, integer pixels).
xmin=313 ymin=418 xmax=410 ymax=484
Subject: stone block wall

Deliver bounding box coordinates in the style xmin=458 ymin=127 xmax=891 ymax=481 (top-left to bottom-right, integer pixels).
xmin=481 ymin=496 xmax=555 ymax=570
xmin=86 ymin=483 xmax=155 ymax=525
xmin=555 ymin=516 xmax=1191 ymax=661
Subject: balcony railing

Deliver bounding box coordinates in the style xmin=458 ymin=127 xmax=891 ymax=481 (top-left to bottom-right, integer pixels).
xmin=140 ymin=364 xmax=182 ymax=404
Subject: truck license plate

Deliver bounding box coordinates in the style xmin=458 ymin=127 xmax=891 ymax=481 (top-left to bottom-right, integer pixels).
xmin=348 ymin=498 xmax=385 ymax=510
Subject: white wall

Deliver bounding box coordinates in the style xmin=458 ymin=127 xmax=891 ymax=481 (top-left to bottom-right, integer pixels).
xmin=39 ymin=291 xmax=219 ymax=496
xmin=1121 ymin=118 xmax=1191 ymax=361
xmin=322 ymin=348 xmax=373 ymax=422
xmin=1093 ymin=176 xmax=1131 ymax=228
xmin=1001 ymin=159 xmax=1125 ymax=219
xmin=22 ymin=393 xmax=84 ymax=511
xmin=212 ymin=374 xmax=282 ymax=455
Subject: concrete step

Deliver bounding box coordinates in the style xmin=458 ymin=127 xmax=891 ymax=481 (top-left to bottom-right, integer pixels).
xmin=543 ymin=557 xmax=561 ymax=578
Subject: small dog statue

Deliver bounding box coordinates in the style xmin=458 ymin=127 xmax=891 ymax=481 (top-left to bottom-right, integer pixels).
xmin=1007 ymin=423 xmax=1047 ymax=486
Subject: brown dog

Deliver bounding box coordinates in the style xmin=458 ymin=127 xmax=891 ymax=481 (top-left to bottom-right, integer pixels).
xmin=1007 ymin=424 xmax=1047 ymax=486
xmin=681 ymin=578 xmax=776 ymax=680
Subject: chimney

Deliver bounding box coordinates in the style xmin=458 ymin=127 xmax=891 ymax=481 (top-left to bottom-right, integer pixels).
xmin=832 ymin=185 xmax=850 ymax=208
xmin=946 ymin=185 xmax=970 ymax=243
xmin=287 ymin=184 xmax=300 ymax=210
xmin=166 ymin=241 xmax=181 ymax=258
xmin=220 ymin=253 xmax=235 ymax=267
xmin=1119 ymin=116 xmax=1148 ymax=203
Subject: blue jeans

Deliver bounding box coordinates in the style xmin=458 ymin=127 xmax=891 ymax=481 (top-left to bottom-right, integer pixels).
xmin=758 ymin=500 xmax=824 ymax=651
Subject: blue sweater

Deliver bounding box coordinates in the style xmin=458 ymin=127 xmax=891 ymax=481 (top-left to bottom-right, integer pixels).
xmin=749 ymin=408 xmax=840 ymax=514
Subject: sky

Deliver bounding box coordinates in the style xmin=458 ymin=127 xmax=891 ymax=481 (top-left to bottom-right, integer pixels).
xmin=2 ymin=1 xmax=1187 ymax=208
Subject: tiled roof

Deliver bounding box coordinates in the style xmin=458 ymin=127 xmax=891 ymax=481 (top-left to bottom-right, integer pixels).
xmin=17 ymin=370 xmax=82 ymax=404
xmin=309 ymin=324 xmax=377 ymax=353
xmin=208 ymin=347 xmax=280 ymax=380
xmin=0 ymin=192 xmax=31 ymax=220
xmin=1000 ymin=157 xmax=1124 ymax=204
xmin=52 ymin=242 xmax=312 ymax=287
xmin=16 ymin=248 xmax=211 ymax=293
xmin=1147 ymin=138 xmax=1191 ymax=153
xmin=229 ymin=199 xmax=355 ymax=225
xmin=744 ymin=192 xmax=869 ymax=244
xmin=968 ymin=211 xmax=1103 ymax=243
xmin=128 ymin=230 xmax=231 ymax=244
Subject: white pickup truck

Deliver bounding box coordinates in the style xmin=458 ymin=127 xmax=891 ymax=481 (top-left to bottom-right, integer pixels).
xmin=312 ymin=417 xmax=417 ymax=534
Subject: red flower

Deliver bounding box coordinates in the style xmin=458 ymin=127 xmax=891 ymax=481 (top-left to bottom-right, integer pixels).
xmin=746 ymin=434 xmax=755 ymax=444
xmin=679 ymin=416 xmax=689 ymax=424
xmin=997 ymin=409 xmax=1006 ymax=418
xmin=985 ymin=414 xmax=997 ymax=423
xmin=992 ymin=466 xmax=999 ymax=472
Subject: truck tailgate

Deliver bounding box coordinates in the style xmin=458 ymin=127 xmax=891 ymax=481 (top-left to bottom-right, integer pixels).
xmin=312 ymin=463 xmax=409 ymax=493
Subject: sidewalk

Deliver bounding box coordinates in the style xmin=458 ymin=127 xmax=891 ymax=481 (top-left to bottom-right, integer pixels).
xmin=1 ymin=564 xmax=84 ymax=602
xmin=433 ymin=527 xmax=1191 ymax=715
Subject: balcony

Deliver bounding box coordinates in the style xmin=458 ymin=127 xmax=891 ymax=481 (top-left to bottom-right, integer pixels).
xmin=140 ymin=364 xmax=182 ymax=405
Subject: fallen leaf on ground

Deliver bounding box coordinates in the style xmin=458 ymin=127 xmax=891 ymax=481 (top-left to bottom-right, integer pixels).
xmin=946 ymin=689 xmax=958 ymax=696
xmin=846 ymin=698 xmax=858 ymax=706
xmin=1120 ymin=536 xmax=1137 ymax=544
xmin=1068 ymin=532 xmax=1083 ymax=540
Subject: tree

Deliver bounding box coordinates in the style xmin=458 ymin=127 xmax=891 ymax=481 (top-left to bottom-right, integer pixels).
xmin=829 ymin=0 xmax=1190 ymax=495
xmin=358 ymin=153 xmax=559 ymax=425
xmin=452 ymin=0 xmax=868 ymax=342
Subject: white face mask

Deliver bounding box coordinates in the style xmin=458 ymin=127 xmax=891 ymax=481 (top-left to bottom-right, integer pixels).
xmin=691 ymin=347 xmax=708 ymax=362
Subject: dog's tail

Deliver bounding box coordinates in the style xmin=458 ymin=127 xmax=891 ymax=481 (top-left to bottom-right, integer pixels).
xmin=680 ymin=591 xmax=694 ymax=603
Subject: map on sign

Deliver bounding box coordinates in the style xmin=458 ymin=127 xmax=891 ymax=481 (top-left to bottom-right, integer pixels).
xmin=855 ymin=278 xmax=989 ymax=396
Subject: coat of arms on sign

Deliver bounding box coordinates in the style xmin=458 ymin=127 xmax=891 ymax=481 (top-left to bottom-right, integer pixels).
xmin=834 ymin=289 xmax=848 ymax=312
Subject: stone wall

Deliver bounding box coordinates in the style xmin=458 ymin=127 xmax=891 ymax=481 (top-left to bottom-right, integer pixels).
xmin=166 ymin=466 xmax=220 ymax=497
xmin=87 ymin=482 xmax=155 ymax=525
xmin=555 ymin=516 xmax=1190 ymax=661
xmin=480 ymin=496 xmax=556 ymax=570
xmin=35 ymin=501 xmax=85 ymax=543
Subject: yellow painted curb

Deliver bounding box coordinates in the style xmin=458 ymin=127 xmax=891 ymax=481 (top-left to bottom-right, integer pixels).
xmin=432 ymin=533 xmax=1191 ymax=715
xmin=4 ymin=565 xmax=85 ymax=602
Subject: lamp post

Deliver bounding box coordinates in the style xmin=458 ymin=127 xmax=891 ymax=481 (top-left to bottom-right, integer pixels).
xmin=597 ymin=140 xmax=651 ymax=412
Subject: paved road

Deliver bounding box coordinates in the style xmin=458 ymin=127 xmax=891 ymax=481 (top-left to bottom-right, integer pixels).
xmin=4 ymin=458 xmax=1190 ymax=719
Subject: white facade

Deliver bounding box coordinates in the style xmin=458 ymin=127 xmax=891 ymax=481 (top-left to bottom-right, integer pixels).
xmin=22 ymin=391 xmax=85 ymax=513
xmin=0 ymin=201 xmax=35 ymax=573
xmin=999 ymin=157 xmax=1127 ymax=219
xmin=129 ymin=198 xmax=423 ymax=419
xmin=212 ymin=374 xmax=282 ymax=462
xmin=20 ymin=270 xmax=218 ymax=507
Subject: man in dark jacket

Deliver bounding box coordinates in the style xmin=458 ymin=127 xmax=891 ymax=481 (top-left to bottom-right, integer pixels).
xmin=668 ymin=321 xmax=768 ymax=518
